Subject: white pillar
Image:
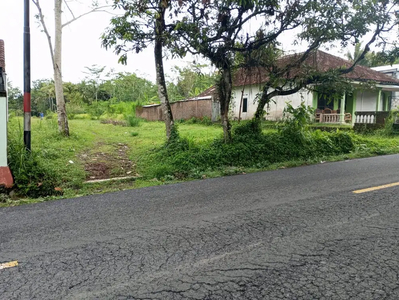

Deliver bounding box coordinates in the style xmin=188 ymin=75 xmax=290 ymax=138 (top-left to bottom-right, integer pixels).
xmin=0 ymin=39 xmax=13 ymax=188
xmin=376 ymin=89 xmax=382 ymax=112
xmin=0 ymin=75 xmax=7 ymax=167
xmin=340 ymin=92 xmax=346 ymax=124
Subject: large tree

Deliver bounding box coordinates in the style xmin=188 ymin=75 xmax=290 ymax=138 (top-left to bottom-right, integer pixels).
xmin=102 ymin=0 xmax=180 ymax=140
xmin=32 ymin=0 xmax=110 ymax=136
xmin=174 ymin=0 xmax=398 ymax=138
xmin=251 ymin=0 xmax=398 ymax=121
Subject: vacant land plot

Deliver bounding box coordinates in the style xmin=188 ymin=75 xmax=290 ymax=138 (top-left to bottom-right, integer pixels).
xmin=3 ymin=116 xmax=399 ymax=206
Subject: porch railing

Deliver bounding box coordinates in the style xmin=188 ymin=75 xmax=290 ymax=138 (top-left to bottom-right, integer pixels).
xmin=320 ymin=113 xmax=342 ymax=123
xmin=354 ymin=111 xmax=389 ymax=124
xmin=315 ymin=112 xmax=352 ymax=123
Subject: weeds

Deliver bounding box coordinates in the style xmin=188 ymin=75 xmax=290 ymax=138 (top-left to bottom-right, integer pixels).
xmin=7 ymin=121 xmax=61 ymax=198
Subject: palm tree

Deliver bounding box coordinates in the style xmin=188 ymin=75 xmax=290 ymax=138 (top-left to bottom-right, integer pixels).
xmin=346 ymin=43 xmax=371 ymax=67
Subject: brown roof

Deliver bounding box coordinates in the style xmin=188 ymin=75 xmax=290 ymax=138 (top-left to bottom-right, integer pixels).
xmin=233 ymin=50 xmax=399 ymax=87
xmin=195 ymin=86 xmax=217 ymax=98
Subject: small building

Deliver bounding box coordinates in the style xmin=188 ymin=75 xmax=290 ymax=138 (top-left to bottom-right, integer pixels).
xmin=136 ymin=87 xmax=220 ymax=122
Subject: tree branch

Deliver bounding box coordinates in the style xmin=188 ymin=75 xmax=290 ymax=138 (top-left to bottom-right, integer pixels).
xmin=32 ymin=0 xmax=55 ymax=69
xmin=62 ymin=5 xmax=111 ymax=28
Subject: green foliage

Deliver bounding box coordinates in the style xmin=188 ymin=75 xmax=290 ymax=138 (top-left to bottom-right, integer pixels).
xmin=145 ymin=115 xmax=355 ymax=180
xmin=382 ymin=109 xmax=399 ymax=136
xmin=4 ymin=117 xmax=399 ymax=202
xmin=233 ymin=119 xmax=262 ymax=137
xmin=6 ymin=81 xmax=23 ymax=113
xmin=178 ymin=116 xmax=213 ymax=126
xmin=7 ymin=122 xmax=61 ymax=198
xmin=167 ymin=64 xmax=216 ymax=101
xmin=279 ymin=102 xmax=314 ymax=144
xmin=126 ymin=115 xmax=141 ymax=127
xmin=346 ymin=43 xmax=399 ymax=67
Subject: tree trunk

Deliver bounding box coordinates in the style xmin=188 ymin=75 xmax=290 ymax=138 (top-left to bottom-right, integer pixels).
xmin=54 ymin=0 xmax=69 ymax=136
xmin=254 ymin=86 xmax=269 ymax=121
xmin=154 ymin=7 xmax=174 ymax=140
xmin=219 ymin=68 xmax=232 ymax=142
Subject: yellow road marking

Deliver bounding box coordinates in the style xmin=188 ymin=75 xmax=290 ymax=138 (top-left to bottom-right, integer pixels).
xmin=353 ymin=182 xmax=399 ymax=194
xmin=0 ymin=261 xmax=18 ymax=270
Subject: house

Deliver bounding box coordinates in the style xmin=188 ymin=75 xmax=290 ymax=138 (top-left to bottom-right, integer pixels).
xmin=372 ymin=64 xmax=399 ymax=109
xmin=229 ymin=50 xmax=399 ymax=125
xmin=138 ymin=50 xmax=399 ymax=126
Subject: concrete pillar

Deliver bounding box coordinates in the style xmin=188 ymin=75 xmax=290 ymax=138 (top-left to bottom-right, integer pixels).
xmin=352 ymin=91 xmax=357 ymax=125
xmin=0 ymin=84 xmax=7 ymax=168
xmin=376 ymin=89 xmax=382 ymax=112
xmin=0 ymin=39 xmax=13 ymax=188
xmin=312 ymin=90 xmax=318 ymax=109
xmin=340 ymin=92 xmax=346 ymax=124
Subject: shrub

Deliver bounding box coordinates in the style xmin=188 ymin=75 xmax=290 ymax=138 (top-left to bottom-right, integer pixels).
xmin=382 ymin=109 xmax=399 ymax=136
xmin=233 ymin=119 xmax=262 ymax=137
xmin=184 ymin=116 xmax=214 ymax=126
xmin=126 ymin=115 xmax=141 ymax=127
xmin=7 ymin=123 xmax=61 ymax=198
xmin=144 ymin=107 xmax=356 ymax=180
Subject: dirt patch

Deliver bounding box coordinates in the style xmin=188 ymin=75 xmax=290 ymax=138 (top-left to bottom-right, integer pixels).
xmin=79 ymin=143 xmax=137 ymax=180
xmin=100 ymin=119 xmax=128 ymax=126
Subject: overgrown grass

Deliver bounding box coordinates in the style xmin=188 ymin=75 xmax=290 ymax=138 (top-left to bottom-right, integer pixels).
xmin=4 ymin=114 xmax=399 ymax=206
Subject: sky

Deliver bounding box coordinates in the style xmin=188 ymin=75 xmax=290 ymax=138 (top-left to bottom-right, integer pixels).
xmin=0 ymin=1 xmax=387 ymax=91
xmin=0 ymin=1 xmax=189 ymax=89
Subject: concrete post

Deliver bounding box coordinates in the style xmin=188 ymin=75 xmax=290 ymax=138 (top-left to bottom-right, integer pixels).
xmin=376 ymin=89 xmax=382 ymax=112
xmin=340 ymin=92 xmax=346 ymax=124
xmin=0 ymin=40 xmax=13 ymax=188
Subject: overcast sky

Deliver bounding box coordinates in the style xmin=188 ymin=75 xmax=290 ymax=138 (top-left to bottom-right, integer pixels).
xmin=0 ymin=1 xmax=192 ymax=89
xmin=1 ymin=1 xmax=384 ymax=91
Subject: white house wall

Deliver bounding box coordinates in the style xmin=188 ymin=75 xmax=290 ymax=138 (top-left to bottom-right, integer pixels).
xmin=356 ymin=90 xmax=378 ymax=111
xmin=231 ymin=84 xmax=262 ymax=120
xmin=231 ymin=85 xmax=313 ymax=120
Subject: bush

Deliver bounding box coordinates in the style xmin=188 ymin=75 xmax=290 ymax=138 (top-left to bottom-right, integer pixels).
xmin=126 ymin=115 xmax=141 ymax=127
xmin=382 ymin=109 xmax=399 ymax=136
xmin=233 ymin=119 xmax=262 ymax=137
xmin=7 ymin=123 xmax=61 ymax=198
xmin=183 ymin=116 xmax=214 ymax=126
xmin=144 ymin=107 xmax=356 ymax=180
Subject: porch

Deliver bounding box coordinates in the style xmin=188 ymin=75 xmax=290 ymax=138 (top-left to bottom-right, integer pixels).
xmin=313 ymin=90 xmax=393 ymax=125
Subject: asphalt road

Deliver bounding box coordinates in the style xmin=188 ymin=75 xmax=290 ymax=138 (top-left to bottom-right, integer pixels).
xmin=1 ymin=155 xmax=399 ymax=299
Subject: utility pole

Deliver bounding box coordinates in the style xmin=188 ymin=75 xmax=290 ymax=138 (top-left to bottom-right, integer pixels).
xmin=0 ymin=40 xmax=14 ymax=188
xmin=24 ymin=0 xmax=31 ymax=151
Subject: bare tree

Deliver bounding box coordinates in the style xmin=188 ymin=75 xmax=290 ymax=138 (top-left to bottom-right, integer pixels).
xmin=32 ymin=0 xmax=110 ymax=136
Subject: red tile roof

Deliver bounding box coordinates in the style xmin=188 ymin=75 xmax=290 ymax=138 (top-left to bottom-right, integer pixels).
xmin=233 ymin=50 xmax=399 ymax=87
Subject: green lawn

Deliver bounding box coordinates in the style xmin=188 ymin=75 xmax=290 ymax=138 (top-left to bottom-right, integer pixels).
xmin=3 ymin=116 xmax=399 ymax=206
xmin=4 ymin=117 xmax=224 ymax=204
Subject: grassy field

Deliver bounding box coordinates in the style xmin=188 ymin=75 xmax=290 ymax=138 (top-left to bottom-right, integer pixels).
xmin=3 ymin=117 xmax=224 ymax=205
xmin=3 ymin=115 xmax=399 ymax=206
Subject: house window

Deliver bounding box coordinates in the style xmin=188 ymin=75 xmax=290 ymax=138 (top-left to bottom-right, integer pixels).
xmin=242 ymin=98 xmax=248 ymax=113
